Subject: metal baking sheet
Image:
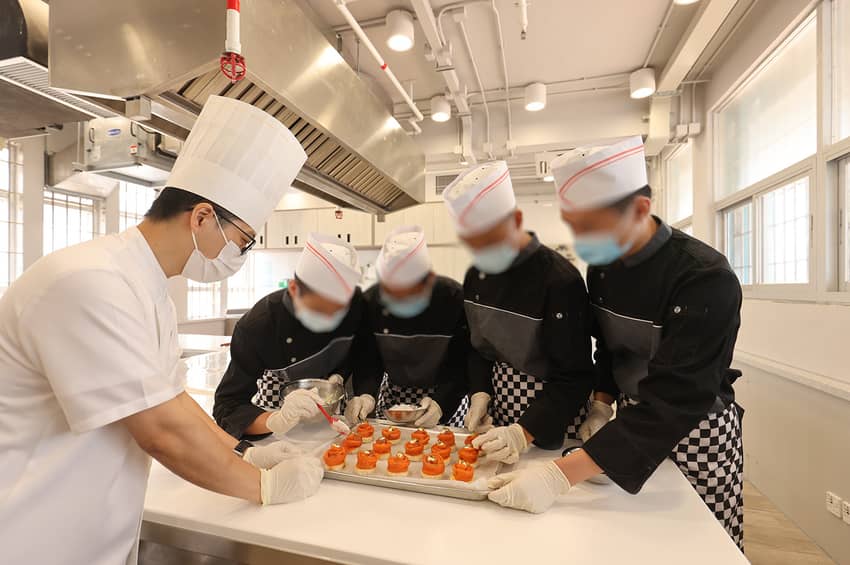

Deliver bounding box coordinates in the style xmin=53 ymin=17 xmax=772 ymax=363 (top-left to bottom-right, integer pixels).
xmin=317 ymin=419 xmax=505 ymax=501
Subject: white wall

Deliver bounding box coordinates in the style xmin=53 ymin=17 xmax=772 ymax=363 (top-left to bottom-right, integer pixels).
xmin=690 ymin=0 xmax=850 ymax=561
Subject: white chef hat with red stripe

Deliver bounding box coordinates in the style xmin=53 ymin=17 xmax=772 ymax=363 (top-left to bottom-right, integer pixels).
xmin=551 ymin=136 xmax=648 ymax=212
xmin=295 ymin=233 xmax=361 ymax=304
xmin=376 ymin=225 xmax=431 ymax=289
xmin=442 ymin=161 xmax=516 ymax=237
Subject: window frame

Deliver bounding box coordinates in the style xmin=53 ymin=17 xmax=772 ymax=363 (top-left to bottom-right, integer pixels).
xmin=663 ymin=142 xmax=694 ymax=228
xmin=42 ymin=187 xmax=105 ymax=255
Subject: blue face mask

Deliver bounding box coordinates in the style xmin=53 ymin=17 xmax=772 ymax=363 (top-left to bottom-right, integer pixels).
xmin=473 ymin=243 xmax=519 ymax=274
xmin=573 ymin=233 xmax=634 ymax=266
xmin=380 ymin=289 xmax=431 ymax=319
xmin=294 ymin=299 xmax=348 ymax=333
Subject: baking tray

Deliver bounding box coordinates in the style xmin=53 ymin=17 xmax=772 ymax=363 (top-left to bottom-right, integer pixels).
xmin=317 ymin=419 xmax=505 ymax=501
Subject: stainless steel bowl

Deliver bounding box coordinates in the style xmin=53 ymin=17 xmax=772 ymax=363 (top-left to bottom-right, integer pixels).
xmin=383 ymin=404 xmax=426 ymax=424
xmin=280 ymin=378 xmax=345 ymax=420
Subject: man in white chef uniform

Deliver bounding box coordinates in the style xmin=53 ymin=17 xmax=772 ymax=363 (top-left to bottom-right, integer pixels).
xmin=0 ymin=96 xmax=326 ymax=565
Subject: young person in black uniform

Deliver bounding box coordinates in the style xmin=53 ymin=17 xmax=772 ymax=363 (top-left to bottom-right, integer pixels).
xmin=486 ymin=137 xmax=745 ymax=551
xmin=354 ymin=226 xmax=469 ymax=427
xmin=213 ymin=233 xmax=364 ymax=439
xmin=441 ymin=160 xmax=595 ymax=464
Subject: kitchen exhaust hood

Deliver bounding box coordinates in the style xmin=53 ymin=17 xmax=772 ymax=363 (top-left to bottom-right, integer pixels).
xmin=47 ymin=0 xmax=425 ymax=214
xmin=0 ymin=0 xmax=116 ymax=139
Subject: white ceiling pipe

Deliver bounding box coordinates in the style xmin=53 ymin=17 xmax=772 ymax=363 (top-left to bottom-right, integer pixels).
xmin=490 ymin=0 xmax=514 ymax=156
xmin=334 ymin=0 xmax=424 ymax=122
xmin=518 ymin=0 xmax=529 ymax=40
xmin=456 ymin=14 xmax=494 ymax=159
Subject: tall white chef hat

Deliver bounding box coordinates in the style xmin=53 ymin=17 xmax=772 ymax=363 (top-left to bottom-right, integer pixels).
xmin=166 ymin=95 xmax=307 ymax=232
xmin=550 ymin=136 xmax=648 ymax=212
xmin=295 ymin=233 xmax=361 ymax=304
xmin=376 ymin=225 xmax=431 ymax=288
xmin=442 ymin=161 xmax=516 ymax=237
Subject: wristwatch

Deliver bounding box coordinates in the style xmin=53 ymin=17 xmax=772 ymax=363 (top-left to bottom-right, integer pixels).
xmin=233 ymin=439 xmax=254 ymax=458
xmin=561 ymin=445 xmax=582 ymax=457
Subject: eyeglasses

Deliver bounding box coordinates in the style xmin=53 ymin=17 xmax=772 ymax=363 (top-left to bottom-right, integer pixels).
xmin=220 ymin=216 xmax=257 ymax=255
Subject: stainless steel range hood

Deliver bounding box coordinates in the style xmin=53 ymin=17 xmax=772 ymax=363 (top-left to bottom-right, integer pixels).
xmin=0 ymin=0 xmax=116 ymax=139
xmin=47 ymin=0 xmax=425 ymax=213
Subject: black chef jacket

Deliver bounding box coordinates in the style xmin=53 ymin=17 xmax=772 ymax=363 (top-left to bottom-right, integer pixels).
xmin=582 ymin=218 xmax=742 ymax=494
xmin=464 ymin=233 xmax=595 ymax=447
xmin=213 ymin=288 xmax=364 ymax=439
xmin=353 ymin=276 xmax=469 ymax=421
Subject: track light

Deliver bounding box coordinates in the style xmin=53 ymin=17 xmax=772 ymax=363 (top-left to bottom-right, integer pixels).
xmin=630 ymin=68 xmax=656 ymax=99
xmin=524 ymin=82 xmax=547 ymax=112
xmin=386 ymin=10 xmax=414 ymax=52
xmin=430 ymin=95 xmax=451 ymax=122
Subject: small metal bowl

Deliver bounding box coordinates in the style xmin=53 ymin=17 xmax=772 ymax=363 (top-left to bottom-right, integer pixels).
xmin=383 ymin=404 xmax=426 ymax=424
xmin=281 ymin=378 xmax=345 ymax=421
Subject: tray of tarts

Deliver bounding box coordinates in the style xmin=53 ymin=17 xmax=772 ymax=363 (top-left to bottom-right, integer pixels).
xmin=318 ymin=420 xmax=504 ymax=501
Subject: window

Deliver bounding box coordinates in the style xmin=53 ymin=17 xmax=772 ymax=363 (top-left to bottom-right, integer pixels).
xmin=840 ymin=157 xmax=850 ymax=285
xmin=227 ymin=252 xmax=289 ymax=311
xmin=834 ymin=0 xmax=850 ymax=142
xmin=119 ymin=182 xmax=157 ymax=232
xmin=43 ymin=189 xmax=104 ymax=255
xmin=680 ymin=224 xmax=694 ymax=236
xmin=716 ymin=14 xmax=816 ymax=198
xmin=760 ymin=177 xmax=810 ymax=284
xmin=0 ymin=145 xmax=23 ymax=293
xmin=723 ymin=203 xmax=753 ymax=285
xmin=665 ymin=143 xmax=694 ymax=225
xmin=187 ymin=281 xmax=223 ymax=320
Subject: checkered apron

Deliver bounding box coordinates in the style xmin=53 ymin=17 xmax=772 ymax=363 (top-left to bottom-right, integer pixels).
xmin=252 ymin=370 xmax=348 ymax=414
xmin=620 ymin=396 xmax=744 ymax=550
xmin=376 ymin=374 xmax=468 ymax=427
xmin=492 ymin=362 xmax=587 ymax=439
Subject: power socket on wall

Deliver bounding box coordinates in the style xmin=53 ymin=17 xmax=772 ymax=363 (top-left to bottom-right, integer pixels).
xmin=842 ymin=500 xmax=850 ymax=525
xmin=826 ymin=491 xmax=843 ymax=518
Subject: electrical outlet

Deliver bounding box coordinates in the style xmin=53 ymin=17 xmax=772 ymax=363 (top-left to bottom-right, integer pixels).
xmin=842 ymin=500 xmax=850 ymax=525
xmin=826 ymin=491 xmax=843 ymax=518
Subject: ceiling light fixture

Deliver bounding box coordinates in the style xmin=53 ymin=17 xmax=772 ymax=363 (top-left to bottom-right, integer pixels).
xmin=386 ymin=10 xmax=414 ymax=52
xmin=543 ymin=174 xmax=554 ymax=182
xmin=430 ymin=95 xmax=451 ymax=122
xmin=629 ymin=68 xmax=656 ymax=99
xmin=524 ymin=82 xmax=547 ymax=112
xmin=673 ymin=0 xmax=700 ymax=5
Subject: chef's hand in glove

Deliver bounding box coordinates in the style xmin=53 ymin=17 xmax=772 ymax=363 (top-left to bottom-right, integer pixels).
xmin=472 ymin=423 xmax=528 ymax=464
xmin=242 ymin=440 xmax=303 ymax=470
xmin=413 ymin=397 xmax=442 ymax=428
xmin=464 ymin=392 xmax=493 ymax=433
xmin=487 ymin=461 xmax=571 ymax=514
xmin=578 ymin=399 xmax=614 ymax=443
xmin=266 ymin=388 xmax=323 ymax=435
xmin=327 ymin=374 xmax=345 ymax=387
xmin=344 ymin=394 xmax=375 ymax=423
xmin=259 ymin=456 xmax=324 ymax=505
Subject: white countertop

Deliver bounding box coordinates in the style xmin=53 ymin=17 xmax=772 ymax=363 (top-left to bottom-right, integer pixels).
xmin=178 ymin=333 xmax=230 ymax=357
xmin=144 ymin=446 xmax=748 ymax=564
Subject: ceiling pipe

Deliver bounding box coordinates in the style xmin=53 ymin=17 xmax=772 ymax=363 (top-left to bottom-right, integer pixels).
xmin=490 ymin=0 xmax=514 ymax=156
xmin=518 ymin=0 xmax=529 ymax=40
xmin=455 ymin=11 xmax=494 ymax=159
xmin=643 ymin=0 xmax=676 ymax=68
xmin=334 ymin=0 xmax=424 ymax=122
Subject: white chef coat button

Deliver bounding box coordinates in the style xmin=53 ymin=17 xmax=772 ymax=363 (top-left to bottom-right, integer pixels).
xmin=479 ymin=272 xmax=486 ymax=280
xmin=290 ymin=357 xmax=297 ymax=363
xmin=598 ymin=297 xmax=604 ymax=304
xmin=285 ymin=337 xmax=293 ymax=344
xmin=555 ymin=312 xmax=564 ymax=320
xmin=383 ymin=328 xmax=389 ymax=334
xmin=475 ymin=294 xmax=480 ymax=301
xmin=673 ymin=306 xmax=682 ymax=314
xmin=600 ymin=272 xmax=606 ymax=279
xmin=382 ymin=309 xmax=389 ymax=317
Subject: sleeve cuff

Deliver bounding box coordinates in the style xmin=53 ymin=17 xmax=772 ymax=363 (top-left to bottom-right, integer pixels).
xmin=581 ymin=421 xmax=660 ymax=494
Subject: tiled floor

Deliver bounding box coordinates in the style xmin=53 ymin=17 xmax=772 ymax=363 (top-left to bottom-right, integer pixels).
xmin=744 ymin=481 xmax=836 ymax=565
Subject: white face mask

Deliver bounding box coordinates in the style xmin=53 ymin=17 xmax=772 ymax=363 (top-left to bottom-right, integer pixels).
xmin=181 ymin=215 xmax=247 ymax=283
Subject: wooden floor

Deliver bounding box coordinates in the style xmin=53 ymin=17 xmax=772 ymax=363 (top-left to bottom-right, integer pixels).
xmin=744 ymin=481 xmax=836 ymax=564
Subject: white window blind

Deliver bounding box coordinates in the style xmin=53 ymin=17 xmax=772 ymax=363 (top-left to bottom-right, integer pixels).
xmin=724 ymin=203 xmax=753 ymax=285
xmin=43 ymin=189 xmax=104 ymax=255
xmin=0 ymin=145 xmax=23 ymax=293
xmin=187 ymin=280 xmax=223 ymax=320
xmin=227 ymin=252 xmax=287 ymax=311
xmin=119 ymin=182 xmax=157 ymax=232
xmin=760 ymin=177 xmax=810 ymax=284
xmin=717 ymin=15 xmax=817 ymax=198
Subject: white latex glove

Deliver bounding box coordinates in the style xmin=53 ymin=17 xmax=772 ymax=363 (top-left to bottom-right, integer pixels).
xmin=327 ymin=374 xmax=344 ymax=387
xmin=578 ymin=399 xmax=615 ymax=443
xmin=464 ymin=392 xmax=493 ymax=433
xmin=259 ymin=456 xmax=324 ymax=505
xmin=266 ymin=388 xmax=323 ymax=435
xmin=487 ymin=461 xmax=572 ymax=514
xmin=344 ymin=394 xmax=375 ymax=423
xmin=243 ymin=440 xmax=303 ymax=470
xmin=472 ymin=423 xmax=528 ymax=464
xmin=413 ymin=397 xmax=442 ymax=428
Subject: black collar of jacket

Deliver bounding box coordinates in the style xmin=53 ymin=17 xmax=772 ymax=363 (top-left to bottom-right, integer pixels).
xmin=511 ymin=231 xmax=542 ymax=269
xmin=282 ymin=288 xmax=296 ymax=316
xmin=621 ymin=216 xmax=672 ymax=268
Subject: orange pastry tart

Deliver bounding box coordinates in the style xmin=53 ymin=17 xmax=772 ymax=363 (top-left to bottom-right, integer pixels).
xmin=464 ymin=433 xmax=480 ymax=447
xmin=342 ymin=432 xmax=363 ymax=453
xmin=381 ymin=426 xmax=402 ymax=444
xmin=431 ymin=441 xmax=452 ymax=461
xmin=355 ymin=422 xmax=375 ymax=442
xmin=421 ymin=454 xmax=445 ymax=479
xmin=404 ymin=438 xmax=425 ymax=461
xmin=451 ymin=460 xmax=475 ymax=482
xmin=355 ymin=450 xmax=378 ymax=475
xmin=437 ymin=428 xmax=456 ymax=449
xmin=411 ymin=428 xmax=430 ymax=445
xmin=458 ymin=445 xmax=479 ymax=467
xmin=322 ymin=443 xmax=346 ymax=471
xmin=372 ymin=437 xmax=392 ymax=460
xmin=387 ymin=452 xmax=410 ymax=476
